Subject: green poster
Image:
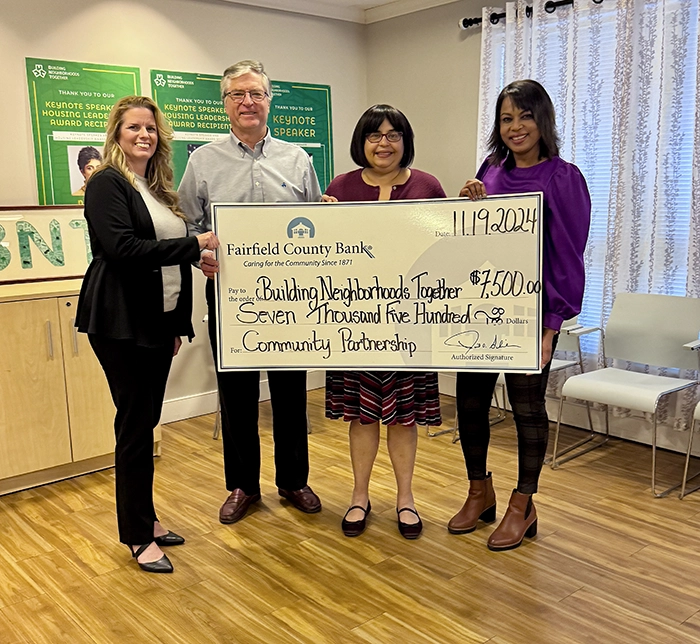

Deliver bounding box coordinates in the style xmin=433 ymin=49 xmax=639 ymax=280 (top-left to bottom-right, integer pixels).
xmin=150 ymin=70 xmax=229 ymax=188
xmin=26 ymin=58 xmax=140 ymax=205
xmin=269 ymin=81 xmax=333 ymax=192
xmin=150 ymin=70 xmax=333 ymax=191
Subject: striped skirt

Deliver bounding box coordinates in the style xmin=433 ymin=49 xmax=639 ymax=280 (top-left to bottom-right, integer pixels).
xmin=325 ymin=371 xmax=442 ymax=427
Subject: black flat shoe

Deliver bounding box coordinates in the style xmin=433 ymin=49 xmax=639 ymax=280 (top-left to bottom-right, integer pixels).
xmin=154 ymin=530 xmax=185 ymax=546
xmin=341 ymin=501 xmax=371 ymax=537
xmin=130 ymin=543 xmax=174 ymax=573
xmin=397 ymin=507 xmax=423 ymax=540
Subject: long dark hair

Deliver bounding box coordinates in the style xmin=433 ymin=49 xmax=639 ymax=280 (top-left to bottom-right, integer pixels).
xmin=349 ymin=104 xmax=415 ymax=168
xmin=486 ymin=79 xmax=560 ymax=168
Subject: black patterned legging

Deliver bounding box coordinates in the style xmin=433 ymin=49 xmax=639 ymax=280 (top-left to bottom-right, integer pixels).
xmin=455 ymin=335 xmax=558 ymax=495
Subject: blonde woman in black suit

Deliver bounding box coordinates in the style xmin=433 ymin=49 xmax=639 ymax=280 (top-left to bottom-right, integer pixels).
xmin=76 ymin=96 xmax=219 ymax=573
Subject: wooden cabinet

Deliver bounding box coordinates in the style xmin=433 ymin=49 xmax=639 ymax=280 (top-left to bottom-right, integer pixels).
xmin=0 ymin=280 xmax=160 ymax=495
xmin=57 ymin=295 xmax=116 ymax=461
xmin=0 ymin=297 xmax=73 ymax=478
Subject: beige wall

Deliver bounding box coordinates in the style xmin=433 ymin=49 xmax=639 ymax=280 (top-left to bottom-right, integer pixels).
xmin=0 ymin=0 xmax=367 ymax=417
xmin=0 ymin=0 xmax=367 ymax=205
xmin=1 ymin=0 xmax=491 ymax=419
xmin=366 ymin=0 xmax=488 ymax=197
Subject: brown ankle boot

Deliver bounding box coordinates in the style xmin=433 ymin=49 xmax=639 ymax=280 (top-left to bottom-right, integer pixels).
xmin=487 ymin=489 xmax=537 ymax=551
xmin=448 ymin=473 xmax=496 ymax=534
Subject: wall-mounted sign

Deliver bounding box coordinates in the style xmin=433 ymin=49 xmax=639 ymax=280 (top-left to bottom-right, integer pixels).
xmin=270 ymin=80 xmax=333 ymax=193
xmin=0 ymin=207 xmax=89 ymax=283
xmin=150 ymin=70 xmax=333 ymax=191
xmin=150 ymin=70 xmax=229 ymax=189
xmin=26 ymin=58 xmax=140 ymax=206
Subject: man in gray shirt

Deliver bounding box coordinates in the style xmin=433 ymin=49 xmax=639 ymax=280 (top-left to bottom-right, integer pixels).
xmin=179 ymin=60 xmax=322 ymax=525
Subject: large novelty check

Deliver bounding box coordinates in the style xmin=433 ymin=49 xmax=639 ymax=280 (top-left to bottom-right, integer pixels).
xmin=212 ymin=194 xmax=543 ymax=371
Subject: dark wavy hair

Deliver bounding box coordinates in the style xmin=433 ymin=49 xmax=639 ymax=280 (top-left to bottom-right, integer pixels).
xmin=487 ymin=79 xmax=560 ymax=168
xmin=349 ymin=104 xmax=415 ymax=168
xmin=77 ymin=146 xmax=101 ymax=173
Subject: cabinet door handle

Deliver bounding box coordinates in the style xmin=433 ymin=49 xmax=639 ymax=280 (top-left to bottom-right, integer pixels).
xmin=71 ymin=318 xmax=79 ymax=355
xmin=46 ymin=321 xmax=54 ymax=360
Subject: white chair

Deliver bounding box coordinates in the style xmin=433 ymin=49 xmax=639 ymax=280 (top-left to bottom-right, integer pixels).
xmin=447 ymin=318 xmax=588 ymax=445
xmin=547 ymin=320 xmax=603 ymax=467
xmin=554 ymin=293 xmax=700 ymax=497
xmin=680 ymin=400 xmax=700 ymax=499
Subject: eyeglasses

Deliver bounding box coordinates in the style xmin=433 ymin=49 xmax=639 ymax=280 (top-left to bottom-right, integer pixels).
xmin=366 ymin=131 xmax=403 ymax=143
xmin=223 ymin=90 xmax=269 ymax=103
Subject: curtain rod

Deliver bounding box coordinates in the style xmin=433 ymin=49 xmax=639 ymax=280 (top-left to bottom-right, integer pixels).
xmin=458 ymin=0 xmax=603 ymax=29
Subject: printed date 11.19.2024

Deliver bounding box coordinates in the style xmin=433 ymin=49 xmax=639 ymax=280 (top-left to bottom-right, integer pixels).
xmin=453 ymin=206 xmax=537 ymax=236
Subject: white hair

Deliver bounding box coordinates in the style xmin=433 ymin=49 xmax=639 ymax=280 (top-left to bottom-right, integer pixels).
xmin=220 ymin=60 xmax=272 ymax=100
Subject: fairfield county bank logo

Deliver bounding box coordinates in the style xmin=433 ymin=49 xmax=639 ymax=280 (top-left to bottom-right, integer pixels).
xmin=153 ymin=74 xmax=166 ymax=87
xmin=32 ymin=64 xmax=46 ymax=78
xmin=287 ymin=217 xmax=315 ymax=239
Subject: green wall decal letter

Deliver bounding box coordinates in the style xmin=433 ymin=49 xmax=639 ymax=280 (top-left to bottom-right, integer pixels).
xmin=17 ymin=219 xmax=65 ymax=268
xmin=69 ymin=219 xmax=92 ymax=263
xmin=0 ymin=225 xmax=10 ymax=271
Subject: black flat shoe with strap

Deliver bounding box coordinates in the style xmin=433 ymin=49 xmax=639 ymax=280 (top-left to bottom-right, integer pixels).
xmin=130 ymin=543 xmax=174 ymax=573
xmin=397 ymin=507 xmax=423 ymax=540
xmin=341 ymin=501 xmax=371 ymax=537
xmin=154 ymin=530 xmax=185 ymax=547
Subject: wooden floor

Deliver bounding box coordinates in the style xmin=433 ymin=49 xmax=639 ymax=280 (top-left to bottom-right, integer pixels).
xmin=2 ymin=390 xmax=700 ymax=643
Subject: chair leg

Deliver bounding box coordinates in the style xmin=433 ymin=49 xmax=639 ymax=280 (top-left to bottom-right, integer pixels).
xmin=651 ymin=410 xmax=688 ymax=498
xmin=489 ymin=382 xmax=506 ymax=426
xmin=550 ymin=397 xmax=566 ymax=469
xmin=549 ymin=399 xmax=609 ymax=468
xmin=451 ymin=414 xmax=460 ymax=443
xmin=212 ymin=393 xmax=221 ymax=440
xmin=427 ymin=398 xmax=464 ymax=439
xmin=680 ymin=418 xmax=700 ymax=499
xmin=427 ymin=423 xmax=457 ymax=438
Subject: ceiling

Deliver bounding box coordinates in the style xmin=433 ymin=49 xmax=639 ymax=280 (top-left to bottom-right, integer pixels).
xmin=214 ymin=0 xmax=459 ymax=24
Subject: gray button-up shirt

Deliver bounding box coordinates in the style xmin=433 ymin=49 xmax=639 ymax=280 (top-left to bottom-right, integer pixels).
xmin=178 ymin=129 xmax=322 ymax=235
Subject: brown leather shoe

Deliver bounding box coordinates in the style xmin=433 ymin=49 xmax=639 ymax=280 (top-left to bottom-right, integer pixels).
xmin=278 ymin=486 xmax=322 ymax=513
xmin=219 ymin=488 xmax=261 ymax=524
xmin=487 ymin=489 xmax=537 ymax=551
xmin=448 ymin=473 xmax=496 ymax=534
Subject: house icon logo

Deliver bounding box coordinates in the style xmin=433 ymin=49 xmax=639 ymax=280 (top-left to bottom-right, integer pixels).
xmin=287 ymin=217 xmax=315 ymax=239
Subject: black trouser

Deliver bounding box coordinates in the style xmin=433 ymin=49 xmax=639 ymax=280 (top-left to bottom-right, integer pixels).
xmin=455 ymin=335 xmax=558 ymax=495
xmin=206 ymin=279 xmax=309 ymax=495
xmin=89 ymin=335 xmax=173 ymax=545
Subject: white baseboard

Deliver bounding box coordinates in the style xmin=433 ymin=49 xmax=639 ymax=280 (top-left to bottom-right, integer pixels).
xmin=161 ymin=369 xmax=326 ymax=424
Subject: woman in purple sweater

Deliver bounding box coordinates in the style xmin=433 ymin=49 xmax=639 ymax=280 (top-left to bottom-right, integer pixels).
xmin=324 ymin=105 xmax=445 ymax=539
xmin=448 ymin=80 xmax=590 ymax=550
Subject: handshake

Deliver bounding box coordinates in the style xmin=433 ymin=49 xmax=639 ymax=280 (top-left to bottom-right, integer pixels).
xmin=196 ymin=231 xmax=220 ymax=251
xmin=195 ymin=231 xmax=220 ymax=280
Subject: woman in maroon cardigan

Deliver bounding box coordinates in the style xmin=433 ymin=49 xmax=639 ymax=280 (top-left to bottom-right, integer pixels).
xmin=323 ymin=104 xmax=445 ymax=539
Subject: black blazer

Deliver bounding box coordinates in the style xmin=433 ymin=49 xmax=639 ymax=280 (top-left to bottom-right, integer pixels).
xmin=76 ymin=167 xmax=200 ymax=348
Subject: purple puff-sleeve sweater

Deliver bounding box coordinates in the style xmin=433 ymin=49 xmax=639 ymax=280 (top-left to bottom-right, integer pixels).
xmin=476 ymin=156 xmax=591 ymax=332
xmin=325 ymin=168 xmax=446 ymax=201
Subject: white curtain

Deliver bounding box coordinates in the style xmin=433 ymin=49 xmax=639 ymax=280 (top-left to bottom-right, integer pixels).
xmin=477 ymin=0 xmax=700 ymax=430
